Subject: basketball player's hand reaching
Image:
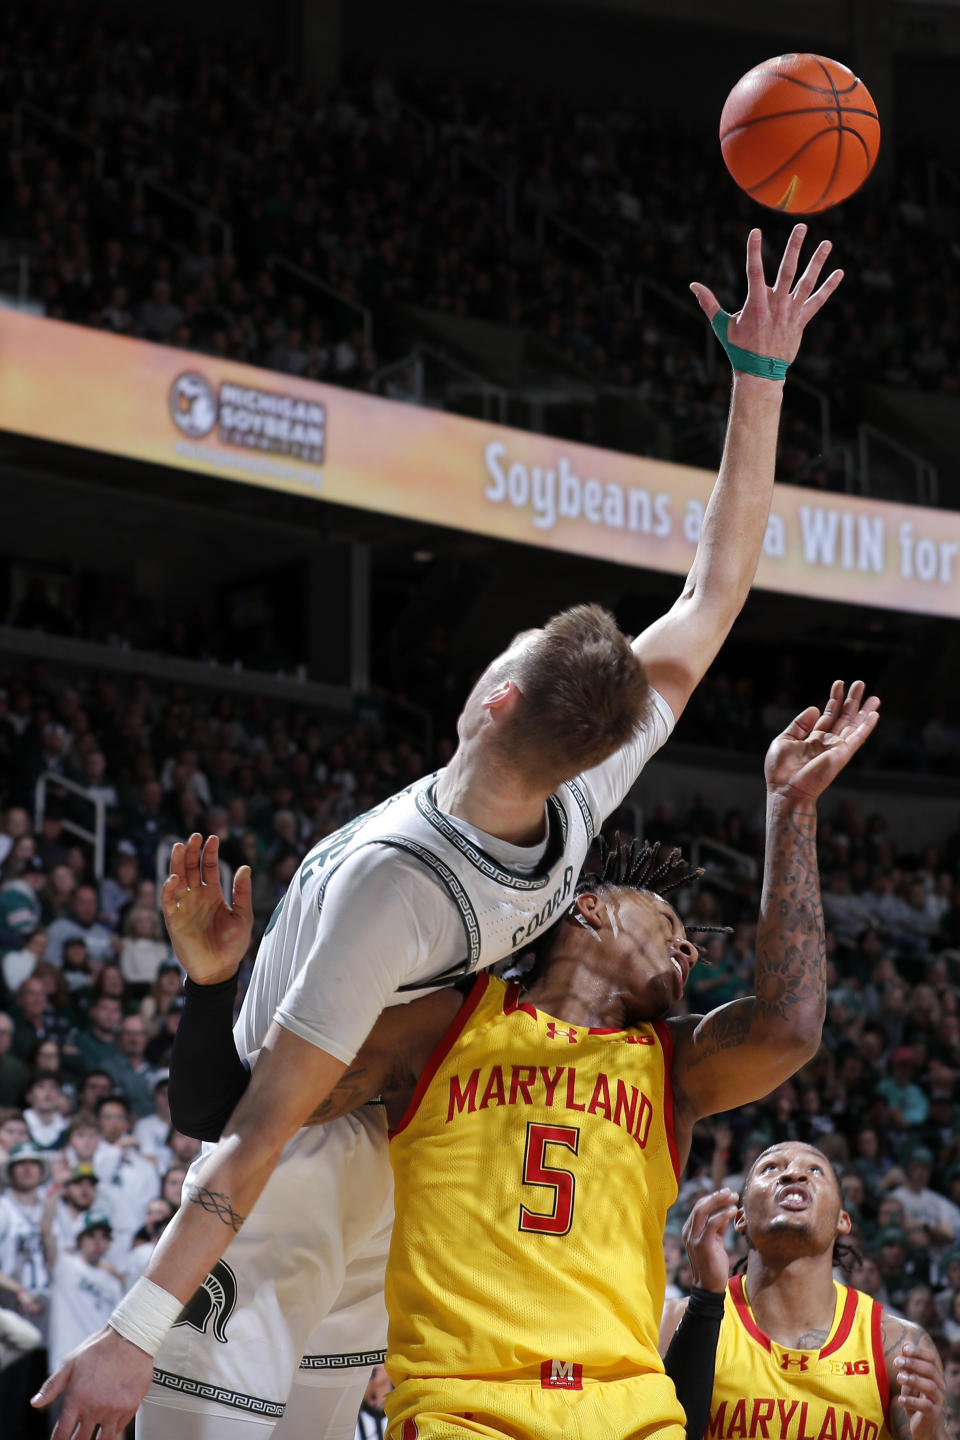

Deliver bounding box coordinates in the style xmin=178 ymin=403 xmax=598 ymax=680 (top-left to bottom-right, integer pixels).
xmin=690 ymin=224 xmax=843 ymax=366
xmin=763 ymin=680 xmax=880 ymax=806
xmin=161 ymin=832 xmax=253 ymax=984
xmin=681 ymin=1189 xmax=737 ymax=1294
xmin=892 ymin=1334 xmax=947 ymax=1440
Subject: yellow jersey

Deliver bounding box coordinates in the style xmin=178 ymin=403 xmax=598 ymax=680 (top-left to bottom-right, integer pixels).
xmin=386 ymin=972 xmax=680 ymax=1388
xmin=708 ymin=1275 xmax=892 ymax=1440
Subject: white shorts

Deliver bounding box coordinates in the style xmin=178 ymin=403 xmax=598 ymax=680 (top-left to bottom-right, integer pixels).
xmin=145 ymin=1105 xmax=393 ymax=1424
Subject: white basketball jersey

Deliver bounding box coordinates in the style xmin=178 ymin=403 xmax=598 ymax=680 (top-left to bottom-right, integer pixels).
xmin=235 ymin=692 xmax=673 ymax=1064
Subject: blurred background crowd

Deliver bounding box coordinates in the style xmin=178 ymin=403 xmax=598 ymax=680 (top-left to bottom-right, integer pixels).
xmin=2 ymin=0 xmax=960 ymax=1435
xmin=2 ymin=2 xmax=959 ymax=482
xmin=2 ymin=648 xmax=960 ymax=1429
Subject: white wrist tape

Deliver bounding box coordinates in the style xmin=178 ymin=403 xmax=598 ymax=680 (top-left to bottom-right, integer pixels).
xmin=108 ymin=1277 xmax=184 ymax=1357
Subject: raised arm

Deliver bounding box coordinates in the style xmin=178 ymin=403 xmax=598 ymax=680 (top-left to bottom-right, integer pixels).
xmin=634 ymin=225 xmax=842 ymax=720
xmin=670 ymin=681 xmax=879 ymax=1125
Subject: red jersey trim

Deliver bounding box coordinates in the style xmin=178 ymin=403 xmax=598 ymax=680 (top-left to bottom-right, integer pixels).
xmin=729 ymin=1274 xmax=772 ymax=1353
xmin=389 ymin=973 xmax=490 ymax=1138
xmin=651 ymin=1020 xmax=681 ymax=1185
xmin=871 ymin=1299 xmax=890 ymax=1418
xmin=819 ymin=1284 xmax=859 ymax=1358
xmin=503 ymin=981 xmax=538 ymax=1020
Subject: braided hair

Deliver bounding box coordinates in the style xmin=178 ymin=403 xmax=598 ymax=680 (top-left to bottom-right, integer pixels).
xmin=577 ymin=835 xmax=734 ymax=950
xmin=513 ymin=834 xmax=731 ymax=982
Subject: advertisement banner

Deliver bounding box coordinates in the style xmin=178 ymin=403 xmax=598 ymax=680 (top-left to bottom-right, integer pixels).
xmin=1 ymin=309 xmax=957 ymax=618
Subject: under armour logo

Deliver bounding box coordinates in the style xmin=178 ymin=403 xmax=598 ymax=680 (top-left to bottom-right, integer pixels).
xmin=173 ymin=1259 xmax=238 ymax=1344
xmin=545 ymin=1023 xmax=578 ymax=1043
xmin=780 ymin=1353 xmax=810 ymax=1372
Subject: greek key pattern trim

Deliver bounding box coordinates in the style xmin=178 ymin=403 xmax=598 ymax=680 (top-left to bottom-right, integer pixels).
xmin=152 ymin=1368 xmax=285 ymax=1417
xmin=417 ymin=787 xmax=566 ymax=890
xmin=376 ymin=837 xmax=481 ymax=983
xmin=565 ymin=780 xmax=594 ymax=845
xmin=298 ymin=1349 xmax=387 ymax=1370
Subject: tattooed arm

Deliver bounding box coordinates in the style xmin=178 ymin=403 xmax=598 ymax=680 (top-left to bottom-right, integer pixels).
xmin=882 ymin=1314 xmax=947 ymax=1440
xmin=669 ymin=683 xmax=879 ymax=1136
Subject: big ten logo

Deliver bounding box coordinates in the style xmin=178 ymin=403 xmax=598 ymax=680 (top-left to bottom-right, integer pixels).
xmin=829 ymin=1359 xmax=871 ymax=1375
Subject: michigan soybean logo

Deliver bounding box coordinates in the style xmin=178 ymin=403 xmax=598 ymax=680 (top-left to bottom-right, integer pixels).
xmin=169 ymin=371 xmax=326 ymax=464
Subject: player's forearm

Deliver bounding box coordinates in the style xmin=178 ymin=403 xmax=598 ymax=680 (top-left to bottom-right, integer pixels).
xmin=684 ymin=374 xmax=784 ymax=606
xmin=137 ymin=1126 xmax=286 ymax=1307
xmin=752 ymin=790 xmax=825 ymax=1053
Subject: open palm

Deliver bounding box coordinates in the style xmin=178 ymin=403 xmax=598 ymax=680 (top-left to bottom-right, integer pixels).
xmin=160 ymin=832 xmax=253 ymax=985
xmin=764 ymin=680 xmax=880 ymax=804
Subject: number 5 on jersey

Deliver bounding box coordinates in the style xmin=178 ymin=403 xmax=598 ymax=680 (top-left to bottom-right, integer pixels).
xmin=519 ymin=1122 xmax=580 ymax=1236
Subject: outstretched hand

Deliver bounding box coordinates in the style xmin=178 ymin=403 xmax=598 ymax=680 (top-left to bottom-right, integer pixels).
xmin=681 ymin=1189 xmax=737 ymax=1294
xmin=691 ymin=224 xmax=843 ymax=366
xmin=31 ymin=1324 xmax=155 ymax=1440
xmin=894 ymin=1338 xmax=947 ymax=1440
xmin=764 ymin=680 xmax=880 ymax=805
xmin=161 ymin=832 xmax=253 ymax=985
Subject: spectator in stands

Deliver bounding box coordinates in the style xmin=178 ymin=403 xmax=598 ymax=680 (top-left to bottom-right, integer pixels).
xmin=0 ymin=857 xmax=46 ymax=952
xmin=0 ymin=1142 xmax=50 ymax=1317
xmin=45 ymin=883 xmax=115 ymax=967
xmin=22 ymin=1074 xmax=69 ymax=1152
xmin=2 ymin=927 xmax=46 ymax=996
xmin=123 ymin=779 xmax=170 ymax=871
xmin=60 ymin=936 xmax=95 ymax=1010
xmin=0 ymin=1111 xmax=29 ymax=1171
xmin=132 ymin=1078 xmax=172 ymax=1171
xmin=118 ymin=904 xmax=171 ymax=995
xmin=43 ymin=1208 xmax=123 ymax=1376
xmin=71 ymin=993 xmax=122 ymax=1074
xmin=877 ymin=1046 xmax=932 ymax=1132
xmin=99 ymin=849 xmax=140 ymax=930
xmin=891 ymin=1146 xmax=960 ymax=1248
xmin=61 ymin=1111 xmax=102 ymax=1176
xmin=144 ymin=994 xmax=182 ymax=1068
xmin=0 ymin=1016 xmax=28 ymax=1109
xmin=44 ymin=1162 xmax=99 ymax=1253
xmin=9 ymin=974 xmax=67 ymax=1060
xmin=0 ymin=810 xmax=31 ymax=872
xmin=34 ymin=806 xmax=69 ymax=872
xmin=820 ymin=868 xmax=877 ymax=954
xmin=43 ymin=863 xmax=77 ymax=923
xmin=122 ymin=1196 xmax=175 ymax=1289
xmin=137 ymin=279 xmax=184 ymax=341
xmin=91 ymin=1095 xmax=159 ymax=1261
xmin=101 ymin=1014 xmax=159 ymax=1118
xmin=139 ymin=959 xmax=183 ymax=1034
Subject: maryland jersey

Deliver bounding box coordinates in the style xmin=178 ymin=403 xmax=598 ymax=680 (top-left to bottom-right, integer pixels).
xmin=386 ymin=972 xmax=680 ymax=1387
xmin=708 ymin=1276 xmax=892 ymax=1440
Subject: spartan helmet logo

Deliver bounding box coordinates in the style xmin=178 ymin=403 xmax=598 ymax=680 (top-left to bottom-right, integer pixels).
xmin=169 ymin=371 xmax=218 ymax=438
xmin=173 ymin=1260 xmax=238 ymax=1343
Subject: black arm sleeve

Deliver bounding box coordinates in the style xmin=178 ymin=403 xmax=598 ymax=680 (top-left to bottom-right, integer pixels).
xmin=663 ymin=1287 xmax=725 ymax=1440
xmin=168 ymin=974 xmax=251 ymax=1141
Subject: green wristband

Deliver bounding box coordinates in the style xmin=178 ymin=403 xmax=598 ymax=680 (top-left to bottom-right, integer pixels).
xmin=711 ymin=311 xmax=790 ymax=381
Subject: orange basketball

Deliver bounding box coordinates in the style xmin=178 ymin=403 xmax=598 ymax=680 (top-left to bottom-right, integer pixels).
xmin=720 ymin=54 xmax=880 ymax=213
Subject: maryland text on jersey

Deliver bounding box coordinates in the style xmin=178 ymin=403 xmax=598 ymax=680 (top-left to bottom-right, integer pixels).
xmin=445 ymin=1054 xmax=659 ymax=1150
xmin=708 ymin=1278 xmax=891 ymax=1440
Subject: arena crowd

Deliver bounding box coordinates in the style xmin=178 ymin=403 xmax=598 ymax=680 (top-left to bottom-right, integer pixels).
xmin=0 ymin=645 xmax=959 ymax=1431
xmin=0 ymin=7 xmax=956 ymax=480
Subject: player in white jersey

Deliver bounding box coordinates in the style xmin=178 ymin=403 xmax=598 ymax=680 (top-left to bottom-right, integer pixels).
xmin=36 ymin=223 xmax=845 ymax=1440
